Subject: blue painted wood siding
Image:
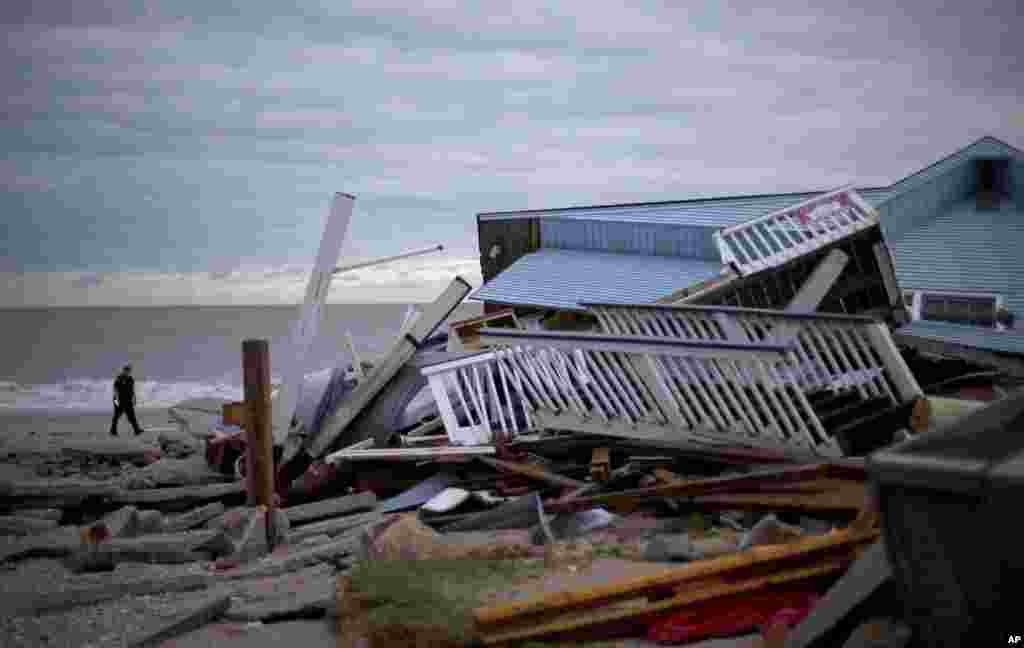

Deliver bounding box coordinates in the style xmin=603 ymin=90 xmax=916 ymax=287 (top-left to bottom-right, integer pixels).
xmin=539 ymin=218 xmax=720 ymax=260
xmin=878 ymin=160 xmax=977 ymax=240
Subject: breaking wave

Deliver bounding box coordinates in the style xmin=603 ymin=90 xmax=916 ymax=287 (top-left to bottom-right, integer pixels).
xmin=0 ymin=377 xmax=258 ymax=412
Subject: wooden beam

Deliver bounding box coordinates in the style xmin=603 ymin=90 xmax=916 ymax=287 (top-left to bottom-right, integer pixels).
xmin=243 ymin=340 xmax=275 ymax=536
xmin=590 ymin=448 xmax=610 ymax=483
xmin=477 ymin=456 xmax=586 ymax=490
xmin=545 ymin=463 xmax=862 ymax=514
xmin=872 ymin=242 xmax=902 ymax=309
xmin=866 ymin=323 xmax=925 ymax=402
xmin=474 ymin=527 xmax=878 ymax=636
xmin=282 ymin=491 xmax=377 ymax=526
xmin=786 ymin=249 xmax=849 ymax=313
xmin=479 ymin=560 xmax=851 ymax=645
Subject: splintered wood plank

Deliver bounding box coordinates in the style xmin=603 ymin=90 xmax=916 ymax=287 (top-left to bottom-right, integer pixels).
xmin=477 ymin=558 xmax=855 ymax=645
xmin=473 ymin=526 xmax=878 ymax=630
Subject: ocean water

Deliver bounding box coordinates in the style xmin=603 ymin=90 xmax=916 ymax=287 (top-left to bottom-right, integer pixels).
xmin=0 ymin=303 xmax=481 ymax=413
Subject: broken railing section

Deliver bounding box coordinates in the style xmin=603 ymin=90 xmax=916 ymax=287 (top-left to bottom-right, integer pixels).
xmin=713 ymin=186 xmax=879 ymax=277
xmin=423 ymin=304 xmax=922 ymax=458
xmin=583 ymin=302 xmax=922 ymax=406
xmin=425 ymin=329 xmax=843 ymax=457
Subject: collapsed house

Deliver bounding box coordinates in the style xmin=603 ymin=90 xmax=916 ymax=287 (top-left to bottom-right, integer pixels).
xmin=472 ymin=137 xmax=1023 ymax=352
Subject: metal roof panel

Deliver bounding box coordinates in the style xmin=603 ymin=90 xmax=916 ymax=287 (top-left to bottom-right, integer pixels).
xmin=469 ymin=248 xmax=722 ymax=311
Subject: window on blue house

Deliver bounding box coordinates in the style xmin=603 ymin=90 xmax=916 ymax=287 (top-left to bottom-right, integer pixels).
xmin=920 ymin=293 xmax=997 ymax=327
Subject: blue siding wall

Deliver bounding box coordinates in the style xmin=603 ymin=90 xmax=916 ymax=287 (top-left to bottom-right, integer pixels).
xmin=1013 ymin=159 xmax=1024 ymax=202
xmin=540 ymin=218 xmax=720 ymax=260
xmin=879 ymin=160 xmax=977 ymax=240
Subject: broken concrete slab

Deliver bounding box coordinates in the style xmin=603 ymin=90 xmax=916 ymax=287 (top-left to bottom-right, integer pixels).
xmin=66 ymin=529 xmax=231 ymax=572
xmin=61 ymin=437 xmax=158 ymax=463
xmin=121 ymin=455 xmax=230 ymax=490
xmin=223 ymin=507 xmax=290 ymax=563
xmin=95 ymin=505 xmax=140 ymax=538
xmin=212 ymin=533 xmax=361 ymax=581
xmin=0 ymin=524 xmax=81 ymax=562
xmin=223 ymin=564 xmax=336 ymax=622
xmin=0 ymin=514 xmax=59 ymax=535
xmin=111 ymin=481 xmax=245 ymax=509
xmin=282 ymin=490 xmax=377 ymax=525
xmin=136 ymin=508 xmax=165 ymax=535
xmin=164 ymin=502 xmax=226 ymax=533
xmin=288 ymin=510 xmax=383 ymax=543
xmin=9 ymin=508 xmax=62 ymax=521
xmin=163 ymin=619 xmax=337 ymax=648
xmin=7 ymin=572 xmax=212 ymax=617
xmin=126 ymin=594 xmax=232 ymax=648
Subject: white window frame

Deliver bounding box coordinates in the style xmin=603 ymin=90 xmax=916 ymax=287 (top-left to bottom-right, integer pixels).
xmin=903 ymin=289 xmax=1008 ymax=331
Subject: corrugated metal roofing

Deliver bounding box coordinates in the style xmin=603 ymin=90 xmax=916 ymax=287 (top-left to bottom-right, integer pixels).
xmin=469 ymin=248 xmax=721 ymax=311
xmin=895 ymin=320 xmax=1024 ymax=356
xmin=478 ymin=188 xmax=894 ymax=228
xmin=887 ymin=198 xmax=1024 ymax=317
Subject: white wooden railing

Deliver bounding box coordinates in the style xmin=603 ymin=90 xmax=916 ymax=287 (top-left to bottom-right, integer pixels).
xmin=422 ymin=330 xmax=847 ymax=457
xmin=583 ymin=302 xmax=922 ymax=405
xmin=713 ymin=186 xmax=879 ymax=276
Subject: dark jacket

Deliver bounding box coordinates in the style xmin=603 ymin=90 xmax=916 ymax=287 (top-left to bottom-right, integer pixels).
xmin=114 ymin=374 xmax=135 ymax=406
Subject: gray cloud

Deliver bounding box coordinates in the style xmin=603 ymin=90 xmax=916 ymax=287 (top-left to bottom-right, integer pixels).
xmin=1 ymin=1 xmax=1021 ymax=288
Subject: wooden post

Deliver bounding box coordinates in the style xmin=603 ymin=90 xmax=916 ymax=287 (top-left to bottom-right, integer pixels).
xmin=242 ymin=339 xmax=276 ymax=546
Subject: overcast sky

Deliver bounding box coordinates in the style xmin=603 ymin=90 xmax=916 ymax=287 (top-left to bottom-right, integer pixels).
xmin=2 ymin=1 xmax=1022 ymax=306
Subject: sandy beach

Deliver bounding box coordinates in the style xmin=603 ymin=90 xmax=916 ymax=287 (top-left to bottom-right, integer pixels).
xmin=0 ymin=409 xmax=176 ymax=482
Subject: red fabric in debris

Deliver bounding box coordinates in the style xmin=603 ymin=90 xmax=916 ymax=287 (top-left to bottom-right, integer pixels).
xmin=647 ymin=589 xmax=819 ymax=645
xmin=205 ymin=429 xmax=246 ymax=473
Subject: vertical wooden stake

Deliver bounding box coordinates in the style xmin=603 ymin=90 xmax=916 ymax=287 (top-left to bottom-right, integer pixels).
xmin=243 ymin=339 xmax=276 ymax=547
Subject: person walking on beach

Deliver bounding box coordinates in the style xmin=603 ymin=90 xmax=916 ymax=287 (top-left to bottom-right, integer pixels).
xmin=111 ymin=365 xmax=145 ymax=436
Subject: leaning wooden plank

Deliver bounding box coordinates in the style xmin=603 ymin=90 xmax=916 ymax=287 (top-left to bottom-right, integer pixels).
xmin=305 ymin=277 xmax=472 ymax=459
xmin=473 ymin=526 xmax=878 ymax=629
xmin=163 ymin=502 xmax=227 ymax=533
xmin=283 ymin=491 xmax=377 ymax=526
xmin=288 ymin=511 xmax=384 ymax=543
xmin=127 ymin=594 xmax=232 ymax=648
xmin=111 ymin=481 xmax=245 ymax=506
xmin=477 ymin=457 xmax=586 ymax=490
xmin=273 ymin=192 xmax=355 ymax=444
xmin=0 ymin=515 xmax=60 ymax=536
xmin=477 ymin=558 xmax=852 ymax=645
